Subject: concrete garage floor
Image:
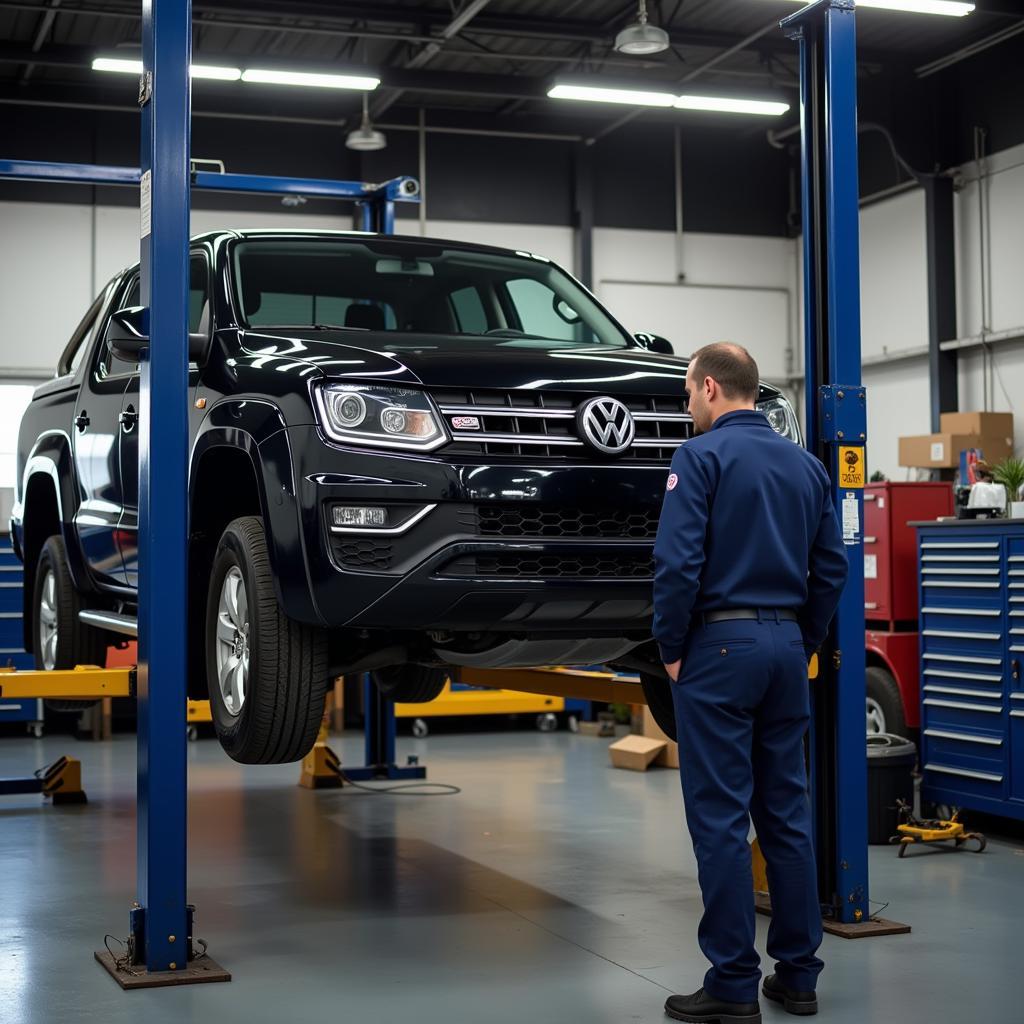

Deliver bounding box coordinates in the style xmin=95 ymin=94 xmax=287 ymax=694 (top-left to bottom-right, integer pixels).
xmin=0 ymin=727 xmax=1017 ymax=1024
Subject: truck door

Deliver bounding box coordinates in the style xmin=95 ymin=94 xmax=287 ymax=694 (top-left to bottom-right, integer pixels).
xmin=117 ymin=253 xmax=210 ymax=587
xmin=71 ymin=273 xmax=139 ymax=588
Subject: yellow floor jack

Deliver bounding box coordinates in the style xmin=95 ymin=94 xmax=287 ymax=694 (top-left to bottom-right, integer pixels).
xmin=889 ymin=800 xmax=987 ymax=857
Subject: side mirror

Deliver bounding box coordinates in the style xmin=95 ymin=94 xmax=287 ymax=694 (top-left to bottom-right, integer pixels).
xmin=634 ymin=332 xmax=674 ymax=355
xmin=107 ymin=305 xmax=210 ymax=364
xmin=106 ymin=306 xmax=149 ymax=360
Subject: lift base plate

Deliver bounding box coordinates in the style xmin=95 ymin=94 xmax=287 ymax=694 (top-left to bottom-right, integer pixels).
xmin=754 ymin=894 xmax=911 ymax=938
xmin=94 ymin=950 xmax=231 ymax=989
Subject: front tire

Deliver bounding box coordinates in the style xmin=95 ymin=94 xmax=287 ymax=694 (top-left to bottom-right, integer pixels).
xmin=32 ymin=535 xmax=105 ymax=712
xmin=640 ymin=672 xmax=677 ymax=742
xmin=373 ymin=664 xmax=447 ymax=703
xmin=206 ymin=516 xmax=328 ymax=764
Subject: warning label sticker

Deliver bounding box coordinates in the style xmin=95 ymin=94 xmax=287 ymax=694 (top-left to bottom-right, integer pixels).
xmin=839 ymin=446 xmax=865 ymax=489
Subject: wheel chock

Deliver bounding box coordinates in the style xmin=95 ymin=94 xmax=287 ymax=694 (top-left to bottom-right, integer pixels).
xmin=299 ymin=721 xmax=342 ymax=789
xmin=41 ymin=755 xmax=87 ymax=804
xmin=299 ymin=743 xmax=342 ymax=789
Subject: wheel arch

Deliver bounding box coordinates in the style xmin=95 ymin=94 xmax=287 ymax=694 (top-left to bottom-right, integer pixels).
xmin=18 ymin=435 xmax=86 ymax=651
xmin=188 ymin=400 xmax=316 ymax=697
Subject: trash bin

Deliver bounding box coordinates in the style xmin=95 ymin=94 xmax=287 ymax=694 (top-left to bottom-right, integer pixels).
xmin=866 ymin=733 xmax=917 ymax=845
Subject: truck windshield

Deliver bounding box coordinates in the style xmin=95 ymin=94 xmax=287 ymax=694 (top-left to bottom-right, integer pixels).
xmin=231 ymin=238 xmax=630 ymax=349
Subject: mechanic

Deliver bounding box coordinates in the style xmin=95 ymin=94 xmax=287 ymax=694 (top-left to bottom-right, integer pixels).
xmin=653 ymin=342 xmax=848 ymax=1023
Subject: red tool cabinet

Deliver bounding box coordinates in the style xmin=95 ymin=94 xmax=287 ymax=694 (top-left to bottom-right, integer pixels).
xmin=864 ymin=482 xmax=953 ymax=626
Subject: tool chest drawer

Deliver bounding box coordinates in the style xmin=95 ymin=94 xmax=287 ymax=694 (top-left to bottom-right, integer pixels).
xmin=915 ymin=522 xmax=1024 ymax=821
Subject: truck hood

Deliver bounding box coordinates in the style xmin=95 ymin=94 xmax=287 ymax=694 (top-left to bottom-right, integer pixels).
xmin=241 ymin=329 xmax=783 ymax=400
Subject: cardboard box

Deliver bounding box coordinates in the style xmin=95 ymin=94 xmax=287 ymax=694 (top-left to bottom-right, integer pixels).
xmin=939 ymin=411 xmax=1014 ymax=438
xmin=609 ymin=734 xmax=667 ymax=771
xmin=577 ymin=718 xmax=616 ymax=738
xmin=640 ymin=704 xmax=679 ymax=769
xmin=898 ymin=431 xmax=1013 ymax=469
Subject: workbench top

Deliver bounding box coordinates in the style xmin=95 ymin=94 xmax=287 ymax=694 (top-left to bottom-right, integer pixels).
xmin=909 ymin=518 xmax=1024 ymax=528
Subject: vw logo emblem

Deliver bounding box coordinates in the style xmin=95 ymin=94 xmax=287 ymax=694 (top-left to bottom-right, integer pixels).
xmin=577 ymin=396 xmax=635 ymax=456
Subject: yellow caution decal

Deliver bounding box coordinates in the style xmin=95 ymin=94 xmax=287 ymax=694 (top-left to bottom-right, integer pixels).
xmin=839 ymin=446 xmax=865 ymax=489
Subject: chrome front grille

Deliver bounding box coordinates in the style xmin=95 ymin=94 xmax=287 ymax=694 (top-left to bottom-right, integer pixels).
xmin=433 ymin=389 xmax=691 ymax=461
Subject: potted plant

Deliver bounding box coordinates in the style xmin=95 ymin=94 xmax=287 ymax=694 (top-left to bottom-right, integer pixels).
xmin=992 ymin=456 xmax=1024 ymax=519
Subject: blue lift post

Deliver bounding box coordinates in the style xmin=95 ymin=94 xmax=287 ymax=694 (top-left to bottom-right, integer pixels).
xmin=1 ymin=0 xmax=419 ymax=984
xmin=781 ymin=0 xmax=885 ymax=934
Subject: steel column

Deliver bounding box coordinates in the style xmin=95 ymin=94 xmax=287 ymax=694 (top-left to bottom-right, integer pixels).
xmin=924 ymin=175 xmax=959 ymax=431
xmin=134 ymin=0 xmax=191 ymax=973
xmin=783 ymin=0 xmax=869 ymax=928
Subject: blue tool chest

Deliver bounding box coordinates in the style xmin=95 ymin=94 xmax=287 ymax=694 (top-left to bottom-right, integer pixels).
xmin=915 ymin=520 xmax=1024 ymax=821
xmin=0 ymin=534 xmax=41 ymax=730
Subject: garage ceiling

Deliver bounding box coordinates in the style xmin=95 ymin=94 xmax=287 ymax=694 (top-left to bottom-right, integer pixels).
xmin=0 ymin=0 xmax=1021 ymax=141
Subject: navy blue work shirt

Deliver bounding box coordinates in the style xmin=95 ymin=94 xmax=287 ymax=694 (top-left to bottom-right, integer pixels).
xmin=653 ymin=409 xmax=849 ymax=665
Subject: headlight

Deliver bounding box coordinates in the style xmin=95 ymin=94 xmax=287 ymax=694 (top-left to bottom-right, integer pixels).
xmin=757 ymin=395 xmax=802 ymax=444
xmin=313 ymin=384 xmax=447 ymax=451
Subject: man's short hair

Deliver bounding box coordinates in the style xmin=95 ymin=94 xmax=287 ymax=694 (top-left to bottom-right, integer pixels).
xmin=689 ymin=342 xmax=760 ymax=402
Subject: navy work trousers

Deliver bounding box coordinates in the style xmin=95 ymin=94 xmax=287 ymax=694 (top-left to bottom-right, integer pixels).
xmin=671 ymin=614 xmax=823 ymax=1004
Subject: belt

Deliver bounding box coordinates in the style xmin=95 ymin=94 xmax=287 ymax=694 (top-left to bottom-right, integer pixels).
xmin=701 ymin=608 xmax=798 ymax=625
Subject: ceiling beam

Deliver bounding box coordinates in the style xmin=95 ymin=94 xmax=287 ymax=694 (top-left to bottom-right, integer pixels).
xmin=0 ymin=0 xmax=896 ymax=62
xmin=369 ymin=0 xmax=492 ymax=120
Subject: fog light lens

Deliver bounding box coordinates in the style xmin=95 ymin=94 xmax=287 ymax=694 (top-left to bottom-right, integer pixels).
xmin=333 ymin=506 xmax=388 ymax=528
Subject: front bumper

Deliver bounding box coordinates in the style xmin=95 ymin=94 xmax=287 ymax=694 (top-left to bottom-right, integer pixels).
xmin=278 ymin=426 xmax=668 ymax=633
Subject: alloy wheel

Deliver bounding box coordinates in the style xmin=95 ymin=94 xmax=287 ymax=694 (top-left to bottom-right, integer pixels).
xmin=215 ymin=566 xmax=250 ymax=716
xmin=38 ymin=568 xmax=58 ymax=670
xmin=866 ymin=696 xmax=886 ymax=735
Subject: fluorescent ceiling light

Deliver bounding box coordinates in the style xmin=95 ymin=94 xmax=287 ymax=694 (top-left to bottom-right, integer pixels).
xmin=547 ymin=84 xmax=676 ymax=107
xmin=676 ymin=94 xmax=790 ymax=117
xmin=92 ymin=57 xmax=241 ymax=80
xmin=190 ymin=64 xmax=242 ymax=81
xmin=92 ymin=57 xmax=143 ymax=74
xmin=549 ymin=83 xmax=789 ymax=116
xmin=777 ymin=1 xmax=974 ymax=15
xmin=241 ymin=68 xmax=379 ymax=90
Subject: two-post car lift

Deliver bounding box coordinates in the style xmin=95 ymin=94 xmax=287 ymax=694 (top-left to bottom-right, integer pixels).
xmin=0 ymin=0 xmax=884 ymax=990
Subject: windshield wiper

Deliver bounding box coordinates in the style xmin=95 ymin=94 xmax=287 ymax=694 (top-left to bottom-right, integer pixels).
xmin=252 ymin=323 xmax=362 ymax=332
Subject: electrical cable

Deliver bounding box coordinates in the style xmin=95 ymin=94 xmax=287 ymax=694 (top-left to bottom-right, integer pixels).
xmin=335 ymin=767 xmax=461 ymax=796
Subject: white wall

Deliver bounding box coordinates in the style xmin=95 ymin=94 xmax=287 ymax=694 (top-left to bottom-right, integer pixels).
xmin=593 ymin=227 xmax=798 ymax=383
xmin=859 ymin=189 xmax=929 ymax=362
xmin=856 ymin=141 xmax=1024 ymax=479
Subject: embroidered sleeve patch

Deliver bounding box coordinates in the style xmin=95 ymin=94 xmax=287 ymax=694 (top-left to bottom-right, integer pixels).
xmin=666 ymin=473 xmax=678 ymax=491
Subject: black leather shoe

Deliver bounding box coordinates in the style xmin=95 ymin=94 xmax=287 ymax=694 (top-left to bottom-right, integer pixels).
xmin=761 ymin=975 xmax=818 ymax=1016
xmin=664 ymin=987 xmax=761 ymax=1023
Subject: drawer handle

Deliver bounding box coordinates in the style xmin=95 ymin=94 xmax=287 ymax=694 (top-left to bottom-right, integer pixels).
xmin=864 ymin=494 xmax=877 ymax=501
xmin=864 ymin=602 xmax=878 ymax=610
xmin=864 ymin=536 xmax=877 ymax=544
xmin=924 ymin=763 xmax=1003 ymax=783
xmin=0 ymin=704 xmax=23 ymax=711
xmin=924 ymin=698 xmax=1001 ymax=713
xmin=924 ymin=728 xmax=1002 ymax=746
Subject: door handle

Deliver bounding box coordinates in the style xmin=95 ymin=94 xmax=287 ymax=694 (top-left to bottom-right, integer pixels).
xmin=1013 ymin=659 xmax=1020 ymax=682
xmin=74 ymin=410 xmax=89 ymax=433
xmin=119 ymin=405 xmax=138 ymax=433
